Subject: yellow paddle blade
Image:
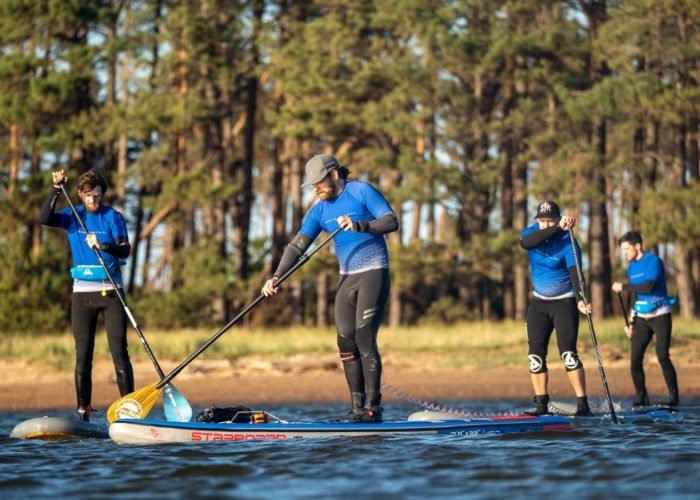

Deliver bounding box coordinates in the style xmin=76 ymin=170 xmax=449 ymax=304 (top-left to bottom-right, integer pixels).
xmin=107 ymin=383 xmax=163 ymax=424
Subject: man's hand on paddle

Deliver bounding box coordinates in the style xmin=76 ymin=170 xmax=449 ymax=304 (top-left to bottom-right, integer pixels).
xmin=337 ymin=215 xmax=355 ymax=231
xmin=577 ymin=300 xmax=592 ymax=315
xmin=559 ymin=216 xmax=576 ymax=231
xmin=52 ymin=169 xmax=67 ymax=188
xmin=85 ymin=233 xmax=104 ymax=251
xmin=624 ymin=326 xmax=633 ymax=339
xmin=262 ymin=277 xmax=279 ymax=296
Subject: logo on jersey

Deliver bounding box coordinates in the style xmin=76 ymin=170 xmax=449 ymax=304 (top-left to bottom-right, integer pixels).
xmin=538 ymin=201 xmax=552 ymax=213
xmin=528 ymin=354 xmax=543 ymax=372
xmin=561 ymin=351 xmax=580 ymax=370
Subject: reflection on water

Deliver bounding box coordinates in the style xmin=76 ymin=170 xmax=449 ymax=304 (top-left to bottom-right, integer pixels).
xmin=1 ymin=400 xmax=698 ymax=499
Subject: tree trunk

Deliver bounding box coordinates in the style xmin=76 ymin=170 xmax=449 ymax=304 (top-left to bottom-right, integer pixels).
xmin=233 ymin=1 xmax=262 ymax=281
xmin=270 ymin=139 xmax=287 ymax=271
xmin=289 ymin=153 xmax=304 ymax=325
xmin=513 ymin=160 xmax=529 ymax=320
xmin=672 ymin=125 xmax=696 ymax=317
xmin=30 ymin=150 xmax=42 ymax=258
xmin=411 ymin=203 xmax=421 ymax=243
xmin=116 ymin=38 xmax=129 ymax=212
xmin=141 ymin=222 xmax=153 ymax=291
xmin=589 ymin=118 xmax=612 ymax=318
xmin=501 ymin=141 xmax=514 ymax=319
xmin=316 ymin=270 xmax=328 ymax=327
xmin=687 ymin=117 xmax=700 ymax=308
xmin=674 ymin=243 xmax=695 ymax=318
xmin=8 ymin=123 xmax=18 ymax=196
xmin=128 ymin=188 xmax=145 ymax=294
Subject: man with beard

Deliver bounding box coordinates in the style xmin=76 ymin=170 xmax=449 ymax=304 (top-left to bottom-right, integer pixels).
xmin=612 ymin=231 xmax=679 ymax=407
xmin=262 ymin=154 xmax=398 ymax=422
xmin=41 ymin=169 xmax=134 ymax=421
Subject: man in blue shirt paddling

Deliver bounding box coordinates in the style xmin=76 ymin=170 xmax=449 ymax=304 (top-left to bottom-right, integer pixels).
xmin=612 ymin=231 xmax=679 ymax=407
xmin=262 ymin=154 xmax=398 ymax=422
xmin=520 ymin=200 xmax=594 ymax=417
xmin=41 ymin=169 xmax=135 ymax=421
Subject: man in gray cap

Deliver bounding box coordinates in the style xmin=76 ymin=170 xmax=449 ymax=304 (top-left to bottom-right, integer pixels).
xmin=262 ymin=153 xmax=399 ymax=422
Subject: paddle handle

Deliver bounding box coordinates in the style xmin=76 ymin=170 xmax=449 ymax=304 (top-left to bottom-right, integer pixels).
xmin=569 ymin=230 xmax=618 ymax=423
xmin=156 ymin=226 xmax=343 ymax=388
xmin=59 ymin=184 xmax=167 ymax=379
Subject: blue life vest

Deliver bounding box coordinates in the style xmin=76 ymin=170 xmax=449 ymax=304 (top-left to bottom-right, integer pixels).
xmin=633 ymin=297 xmax=677 ymax=314
xmin=70 ymin=265 xmax=109 ymax=281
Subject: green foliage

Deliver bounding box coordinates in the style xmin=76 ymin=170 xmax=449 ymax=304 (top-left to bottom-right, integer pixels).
xmin=638 ymin=183 xmax=700 ymax=246
xmin=1 ymin=0 xmax=700 ymax=335
xmin=134 ymin=288 xmax=217 ymax=330
xmin=0 ymin=222 xmax=70 ymax=334
xmin=419 ymin=296 xmax=476 ymax=324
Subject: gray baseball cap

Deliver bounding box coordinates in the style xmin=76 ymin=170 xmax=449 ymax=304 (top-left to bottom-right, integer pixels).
xmin=301 ymin=154 xmax=340 ymax=187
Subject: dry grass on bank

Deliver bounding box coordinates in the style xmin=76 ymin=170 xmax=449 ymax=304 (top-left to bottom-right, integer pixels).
xmin=2 ymin=319 xmax=700 ymax=374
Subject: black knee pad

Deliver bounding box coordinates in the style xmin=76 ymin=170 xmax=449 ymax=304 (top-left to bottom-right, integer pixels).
xmin=561 ymin=351 xmax=581 ymax=371
xmin=528 ymin=354 xmax=547 ymax=374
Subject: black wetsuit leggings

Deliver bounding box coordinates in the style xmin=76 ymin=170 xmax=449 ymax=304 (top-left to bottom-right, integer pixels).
xmin=630 ymin=313 xmax=678 ymax=399
xmin=526 ymin=297 xmax=582 ymax=373
xmin=72 ymin=290 xmax=134 ymax=408
xmin=335 ymin=269 xmax=390 ymax=402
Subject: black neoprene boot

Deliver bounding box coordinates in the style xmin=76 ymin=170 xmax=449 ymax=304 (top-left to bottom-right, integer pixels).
xmin=77 ymin=405 xmax=93 ymax=422
xmin=355 ymin=392 xmax=382 ymax=423
xmin=532 ymin=394 xmax=550 ymax=416
xmin=574 ymin=396 xmax=594 ymax=417
xmin=347 ymin=392 xmax=366 ymax=420
xmin=632 ymin=392 xmax=650 ymax=407
xmin=664 ymin=388 xmax=679 ymax=407
xmin=76 ymin=372 xmax=92 ymax=422
xmin=115 ymin=367 xmax=135 ymax=396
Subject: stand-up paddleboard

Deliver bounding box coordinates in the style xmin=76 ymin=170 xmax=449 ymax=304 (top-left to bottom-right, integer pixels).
xmin=10 ymin=416 xmax=110 ymax=440
xmin=547 ymin=400 xmax=684 ymax=424
xmin=408 ymin=403 xmax=684 ymax=425
xmin=109 ymin=412 xmax=573 ymax=444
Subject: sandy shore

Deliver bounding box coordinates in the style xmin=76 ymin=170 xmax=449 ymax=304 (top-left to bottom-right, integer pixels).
xmin=1 ymin=354 xmax=698 ymax=413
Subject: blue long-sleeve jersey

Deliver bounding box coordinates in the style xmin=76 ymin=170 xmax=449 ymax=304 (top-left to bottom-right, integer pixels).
xmin=521 ymin=223 xmax=582 ymax=299
xmin=300 ymin=181 xmax=394 ymax=274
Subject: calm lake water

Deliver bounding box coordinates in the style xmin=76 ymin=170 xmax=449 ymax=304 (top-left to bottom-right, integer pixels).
xmin=1 ymin=399 xmax=699 ymax=499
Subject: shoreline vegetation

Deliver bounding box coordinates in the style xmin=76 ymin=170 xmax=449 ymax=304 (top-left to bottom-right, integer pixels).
xmin=4 ymin=319 xmax=700 ymax=371
xmin=2 ymin=319 xmax=699 ymax=413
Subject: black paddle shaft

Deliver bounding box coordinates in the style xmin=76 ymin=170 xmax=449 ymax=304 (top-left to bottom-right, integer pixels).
xmin=59 ymin=184 xmax=167 ymax=379
xmin=156 ymin=226 xmax=343 ymax=389
xmin=618 ymin=292 xmax=630 ymax=328
xmin=569 ymin=230 xmax=618 ymax=423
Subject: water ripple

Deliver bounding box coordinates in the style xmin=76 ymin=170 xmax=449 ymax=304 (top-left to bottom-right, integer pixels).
xmin=2 ymin=400 xmax=699 ymax=498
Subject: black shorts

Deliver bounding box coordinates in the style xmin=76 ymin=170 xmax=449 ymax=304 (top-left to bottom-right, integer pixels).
xmin=526 ymin=297 xmax=582 ymax=373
